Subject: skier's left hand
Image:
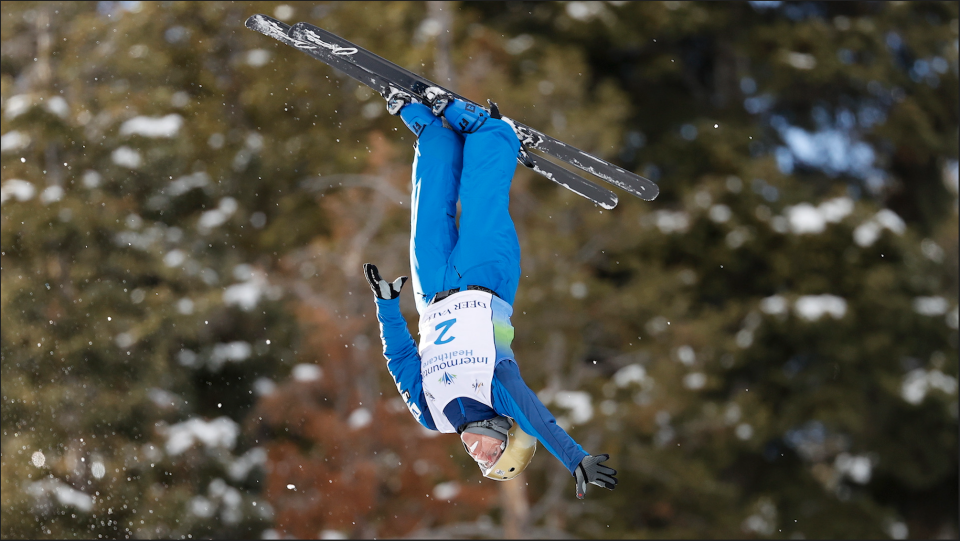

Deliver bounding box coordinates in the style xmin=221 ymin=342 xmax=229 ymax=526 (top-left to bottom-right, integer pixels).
xmin=574 ymin=454 xmax=617 ymax=499
xmin=363 ymin=263 xmax=407 ymax=300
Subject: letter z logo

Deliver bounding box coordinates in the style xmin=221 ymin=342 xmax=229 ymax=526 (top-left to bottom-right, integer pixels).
xmin=434 ymin=318 xmax=457 ymax=345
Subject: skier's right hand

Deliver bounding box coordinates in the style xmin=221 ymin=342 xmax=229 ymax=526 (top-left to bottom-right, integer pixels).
xmin=363 ymin=263 xmax=407 ymax=300
xmin=574 ymin=454 xmax=617 ymax=499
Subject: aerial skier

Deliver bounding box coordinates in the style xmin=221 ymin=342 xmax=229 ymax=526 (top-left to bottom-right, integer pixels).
xmin=363 ymin=87 xmax=618 ymax=499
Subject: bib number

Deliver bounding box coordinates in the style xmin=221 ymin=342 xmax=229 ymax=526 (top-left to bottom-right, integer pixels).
xmin=434 ymin=318 xmax=457 ymax=345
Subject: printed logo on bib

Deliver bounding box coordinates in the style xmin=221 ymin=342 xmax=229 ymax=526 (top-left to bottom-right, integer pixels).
xmin=421 ymin=298 xmax=488 ymax=324
xmin=439 ymin=372 xmax=457 ymax=385
xmin=434 ymin=318 xmax=457 ymax=345
xmin=472 ymin=379 xmax=484 ymax=392
xmin=421 ymin=352 xmax=491 ymax=378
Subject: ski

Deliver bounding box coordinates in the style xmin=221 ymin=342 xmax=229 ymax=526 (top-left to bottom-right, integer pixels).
xmin=245 ymin=14 xmax=618 ymax=208
xmin=286 ymin=21 xmax=658 ymax=202
xmin=522 ymin=152 xmax=618 ymax=209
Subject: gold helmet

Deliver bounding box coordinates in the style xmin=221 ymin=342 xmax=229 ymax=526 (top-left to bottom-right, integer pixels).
xmin=460 ymin=416 xmax=537 ymax=481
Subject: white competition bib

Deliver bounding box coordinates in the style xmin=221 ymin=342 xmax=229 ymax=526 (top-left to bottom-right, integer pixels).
xmin=419 ymin=290 xmax=515 ymax=433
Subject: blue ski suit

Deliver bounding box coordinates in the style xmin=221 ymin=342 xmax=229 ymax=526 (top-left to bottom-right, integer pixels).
xmin=373 ymin=103 xmax=589 ymax=474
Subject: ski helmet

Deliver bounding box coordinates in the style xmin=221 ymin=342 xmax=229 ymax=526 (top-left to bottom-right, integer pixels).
xmin=460 ymin=416 xmax=537 ymax=481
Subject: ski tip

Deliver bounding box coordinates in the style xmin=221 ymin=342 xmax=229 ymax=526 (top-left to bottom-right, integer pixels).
xmin=245 ymin=13 xmax=294 ymax=44
xmin=244 ymin=14 xmax=266 ymax=29
xmin=245 ymin=13 xmax=291 ymax=35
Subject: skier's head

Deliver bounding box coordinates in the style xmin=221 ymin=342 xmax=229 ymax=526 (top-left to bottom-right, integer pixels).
xmin=460 ymin=416 xmax=537 ymax=481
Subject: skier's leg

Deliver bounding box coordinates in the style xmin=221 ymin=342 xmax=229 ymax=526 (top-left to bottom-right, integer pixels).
xmin=491 ymin=360 xmax=589 ymax=474
xmin=406 ymin=103 xmax=465 ymax=314
xmin=446 ymin=114 xmax=522 ymax=305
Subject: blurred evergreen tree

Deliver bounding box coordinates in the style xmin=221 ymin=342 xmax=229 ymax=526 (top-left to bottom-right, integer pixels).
xmin=466 ymin=1 xmax=958 ymax=538
xmin=1 ymin=1 xmax=363 ymax=537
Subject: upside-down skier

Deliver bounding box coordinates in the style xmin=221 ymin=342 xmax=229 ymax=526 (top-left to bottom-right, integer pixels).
xmin=363 ymin=87 xmax=617 ymax=499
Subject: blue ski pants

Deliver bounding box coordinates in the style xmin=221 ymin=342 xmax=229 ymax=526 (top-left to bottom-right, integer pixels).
xmin=406 ymin=103 xmax=522 ymax=314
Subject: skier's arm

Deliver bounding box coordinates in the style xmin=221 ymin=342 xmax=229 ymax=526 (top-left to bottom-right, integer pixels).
xmin=373 ymin=296 xmax=435 ymax=430
xmin=490 ymin=360 xmax=589 ymax=474
xmin=364 ymin=263 xmax=435 ymax=430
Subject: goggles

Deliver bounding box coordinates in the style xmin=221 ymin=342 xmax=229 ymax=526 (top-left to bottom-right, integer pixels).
xmin=461 ymin=431 xmax=506 ymax=470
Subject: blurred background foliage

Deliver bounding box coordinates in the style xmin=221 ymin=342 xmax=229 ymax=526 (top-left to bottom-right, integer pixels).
xmin=1 ymin=1 xmax=957 ymax=539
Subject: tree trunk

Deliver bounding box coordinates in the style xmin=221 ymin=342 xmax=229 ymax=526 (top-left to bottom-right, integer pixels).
xmin=500 ymin=479 xmax=530 ymax=539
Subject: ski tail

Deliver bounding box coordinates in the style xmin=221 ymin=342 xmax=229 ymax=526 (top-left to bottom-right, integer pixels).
xmin=514 ymin=125 xmax=660 ymax=201
xmin=523 ymin=152 xmax=618 ymax=209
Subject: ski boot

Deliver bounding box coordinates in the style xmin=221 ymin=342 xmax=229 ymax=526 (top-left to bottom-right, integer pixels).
xmin=384 ymin=86 xmax=419 ymax=116
xmin=424 ymin=86 xmax=488 ymax=134
xmin=384 ymin=86 xmax=438 ymax=137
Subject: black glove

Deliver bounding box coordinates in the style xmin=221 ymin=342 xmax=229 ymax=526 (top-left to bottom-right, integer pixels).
xmin=574 ymin=454 xmax=617 ymax=499
xmin=363 ymin=263 xmax=407 ymax=300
